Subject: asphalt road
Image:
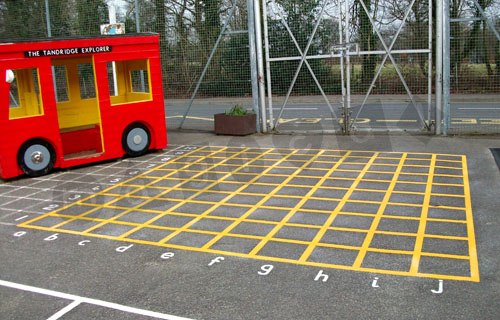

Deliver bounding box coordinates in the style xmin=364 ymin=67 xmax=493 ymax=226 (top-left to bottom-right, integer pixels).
xmin=1 ymin=132 xmax=499 ymax=320
xmin=166 ymin=96 xmax=500 ymax=132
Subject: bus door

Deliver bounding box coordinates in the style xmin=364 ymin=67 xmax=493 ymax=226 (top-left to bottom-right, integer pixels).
xmin=51 ymin=57 xmax=104 ymax=159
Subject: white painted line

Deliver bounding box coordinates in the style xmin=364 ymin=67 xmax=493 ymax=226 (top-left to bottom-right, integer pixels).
xmin=458 ymin=107 xmax=499 ymax=110
xmin=47 ymin=300 xmax=82 ymax=320
xmin=0 ymin=279 xmax=195 ymax=320
xmin=272 ymin=107 xmax=319 ymax=110
xmin=15 ymin=215 xmax=30 ymax=221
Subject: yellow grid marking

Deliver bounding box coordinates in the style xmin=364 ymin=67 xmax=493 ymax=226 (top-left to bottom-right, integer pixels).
xmin=19 ymin=146 xmax=480 ymax=282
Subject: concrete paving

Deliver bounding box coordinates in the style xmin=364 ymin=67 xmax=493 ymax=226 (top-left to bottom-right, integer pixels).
xmin=1 ymin=131 xmax=499 ymax=319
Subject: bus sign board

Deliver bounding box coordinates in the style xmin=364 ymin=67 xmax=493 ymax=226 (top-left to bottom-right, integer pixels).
xmin=24 ymin=45 xmax=112 ymax=58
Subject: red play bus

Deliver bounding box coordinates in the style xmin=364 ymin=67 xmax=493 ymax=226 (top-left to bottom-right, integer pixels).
xmin=0 ymin=33 xmax=167 ymax=179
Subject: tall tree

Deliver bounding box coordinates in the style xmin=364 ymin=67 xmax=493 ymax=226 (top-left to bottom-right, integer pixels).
xmin=76 ymin=0 xmax=108 ymax=36
xmin=1 ymin=0 xmax=46 ymax=38
xmin=355 ymin=0 xmax=378 ymax=87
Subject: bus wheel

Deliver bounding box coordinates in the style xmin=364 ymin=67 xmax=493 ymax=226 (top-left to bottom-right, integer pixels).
xmin=122 ymin=123 xmax=151 ymax=157
xmin=18 ymin=139 xmax=55 ymax=177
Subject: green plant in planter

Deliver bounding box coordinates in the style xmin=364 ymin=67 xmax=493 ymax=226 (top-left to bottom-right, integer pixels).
xmin=214 ymin=104 xmax=256 ymax=135
xmin=225 ymin=104 xmax=248 ymax=116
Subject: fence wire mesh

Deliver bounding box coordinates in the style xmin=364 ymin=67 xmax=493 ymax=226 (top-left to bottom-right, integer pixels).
xmin=0 ymin=0 xmax=253 ymax=131
xmin=0 ymin=0 xmax=498 ymax=134
xmin=265 ymin=0 xmax=433 ymax=133
xmin=447 ymin=0 xmax=500 ymax=134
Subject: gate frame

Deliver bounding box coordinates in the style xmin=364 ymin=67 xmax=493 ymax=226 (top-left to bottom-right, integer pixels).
xmin=260 ymin=0 xmax=434 ymax=134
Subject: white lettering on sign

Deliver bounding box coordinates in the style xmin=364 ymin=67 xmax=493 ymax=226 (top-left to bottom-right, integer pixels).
xmin=24 ymin=46 xmax=112 ymax=58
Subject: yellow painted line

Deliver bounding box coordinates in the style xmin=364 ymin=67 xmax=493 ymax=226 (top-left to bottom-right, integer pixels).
xmin=204 ymin=149 xmax=332 ymax=251
xmin=299 ymin=153 xmax=379 ymax=262
xmin=122 ymin=147 xmax=275 ymax=242
xmin=462 ymin=156 xmax=480 ymax=282
xmin=352 ymin=153 xmax=408 ymax=268
xmin=19 ymin=146 xmax=480 ymax=282
xmin=410 ymin=154 xmax=436 ymax=274
xmin=375 ymin=120 xmax=417 ymax=123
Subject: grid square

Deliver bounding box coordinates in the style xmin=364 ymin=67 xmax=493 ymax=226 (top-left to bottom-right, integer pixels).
xmin=167 ymin=232 xmax=215 ymax=248
xmin=57 ymin=219 xmax=102 ymax=232
xmin=230 ymin=221 xmax=276 ymax=237
xmin=258 ymin=241 xmax=307 ymax=260
xmin=188 ymin=218 xmax=234 ymax=232
xmin=241 ymin=184 xmax=277 ymax=195
xmin=140 ymin=199 xmax=182 ymax=212
xmin=192 ymin=191 xmax=231 ymax=203
xmin=276 ymin=186 xmax=311 ymax=196
xmin=151 ymin=214 xmax=195 ymax=228
xmin=320 ymin=230 xmax=367 ymax=247
xmin=422 ymin=237 xmax=469 ymax=256
xmin=300 ymin=199 xmax=339 ymax=211
xmin=126 ymin=227 xmax=172 ymax=242
xmin=418 ymin=256 xmax=471 ymax=277
xmin=308 ymin=247 xmax=359 ymax=266
xmin=369 ymin=234 xmax=416 ymax=252
xmin=361 ymin=252 xmax=412 ymax=272
xmin=210 ymin=236 xmax=261 ymax=254
xmin=312 ymin=188 xmax=346 ymax=199
xmin=288 ymin=211 xmax=330 ymax=226
xmin=262 ymin=196 xmax=302 ymax=209
xmin=174 ymin=202 xmax=215 ymax=215
xmin=85 ymin=207 xmax=126 ymax=219
xmin=161 ymin=189 xmax=198 ymax=200
xmin=247 ymin=208 xmax=290 ymax=222
xmin=425 ymin=221 xmax=468 ymax=237
xmin=376 ymin=217 xmax=420 ymax=233
xmin=331 ymin=214 xmax=374 ymax=230
xmin=92 ymin=223 xmax=136 ymax=237
xmin=427 ymin=207 xmax=466 ymax=221
xmin=115 ymin=210 xmax=159 ymax=224
xmin=273 ymin=226 xmax=319 ymax=242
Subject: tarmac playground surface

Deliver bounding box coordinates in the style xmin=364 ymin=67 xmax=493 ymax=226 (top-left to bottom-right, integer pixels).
xmin=1 ymin=131 xmax=499 ymax=319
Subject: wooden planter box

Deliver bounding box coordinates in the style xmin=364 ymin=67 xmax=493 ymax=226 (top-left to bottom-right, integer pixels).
xmin=214 ymin=113 xmax=257 ymax=136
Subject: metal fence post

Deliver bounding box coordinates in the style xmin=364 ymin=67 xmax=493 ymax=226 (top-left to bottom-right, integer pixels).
xmin=254 ymin=0 xmax=267 ymax=133
xmin=247 ymin=0 xmax=261 ymax=133
xmin=443 ymin=0 xmax=450 ymax=135
xmin=436 ymin=0 xmax=443 ymax=135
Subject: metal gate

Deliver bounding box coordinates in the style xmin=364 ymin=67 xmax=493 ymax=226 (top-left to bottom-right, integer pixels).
xmin=263 ymin=0 xmax=433 ymax=134
xmin=441 ymin=0 xmax=500 ymax=135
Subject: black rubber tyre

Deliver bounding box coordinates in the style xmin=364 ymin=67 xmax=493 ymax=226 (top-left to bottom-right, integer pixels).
xmin=17 ymin=139 xmax=55 ymax=177
xmin=122 ymin=123 xmax=151 ymax=157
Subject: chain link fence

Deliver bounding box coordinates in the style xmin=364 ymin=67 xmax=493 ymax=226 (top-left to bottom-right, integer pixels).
xmin=0 ymin=0 xmax=498 ymax=134
xmin=265 ymin=0 xmax=433 ymax=133
xmin=0 ymin=0 xmax=253 ymax=131
xmin=447 ymin=0 xmax=500 ymax=134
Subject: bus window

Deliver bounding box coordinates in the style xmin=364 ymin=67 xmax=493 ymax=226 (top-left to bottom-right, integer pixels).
xmin=108 ymin=59 xmax=151 ymax=105
xmin=53 ymin=65 xmax=69 ymax=102
xmin=78 ymin=63 xmax=96 ymax=99
xmin=8 ymin=68 xmax=43 ymax=119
